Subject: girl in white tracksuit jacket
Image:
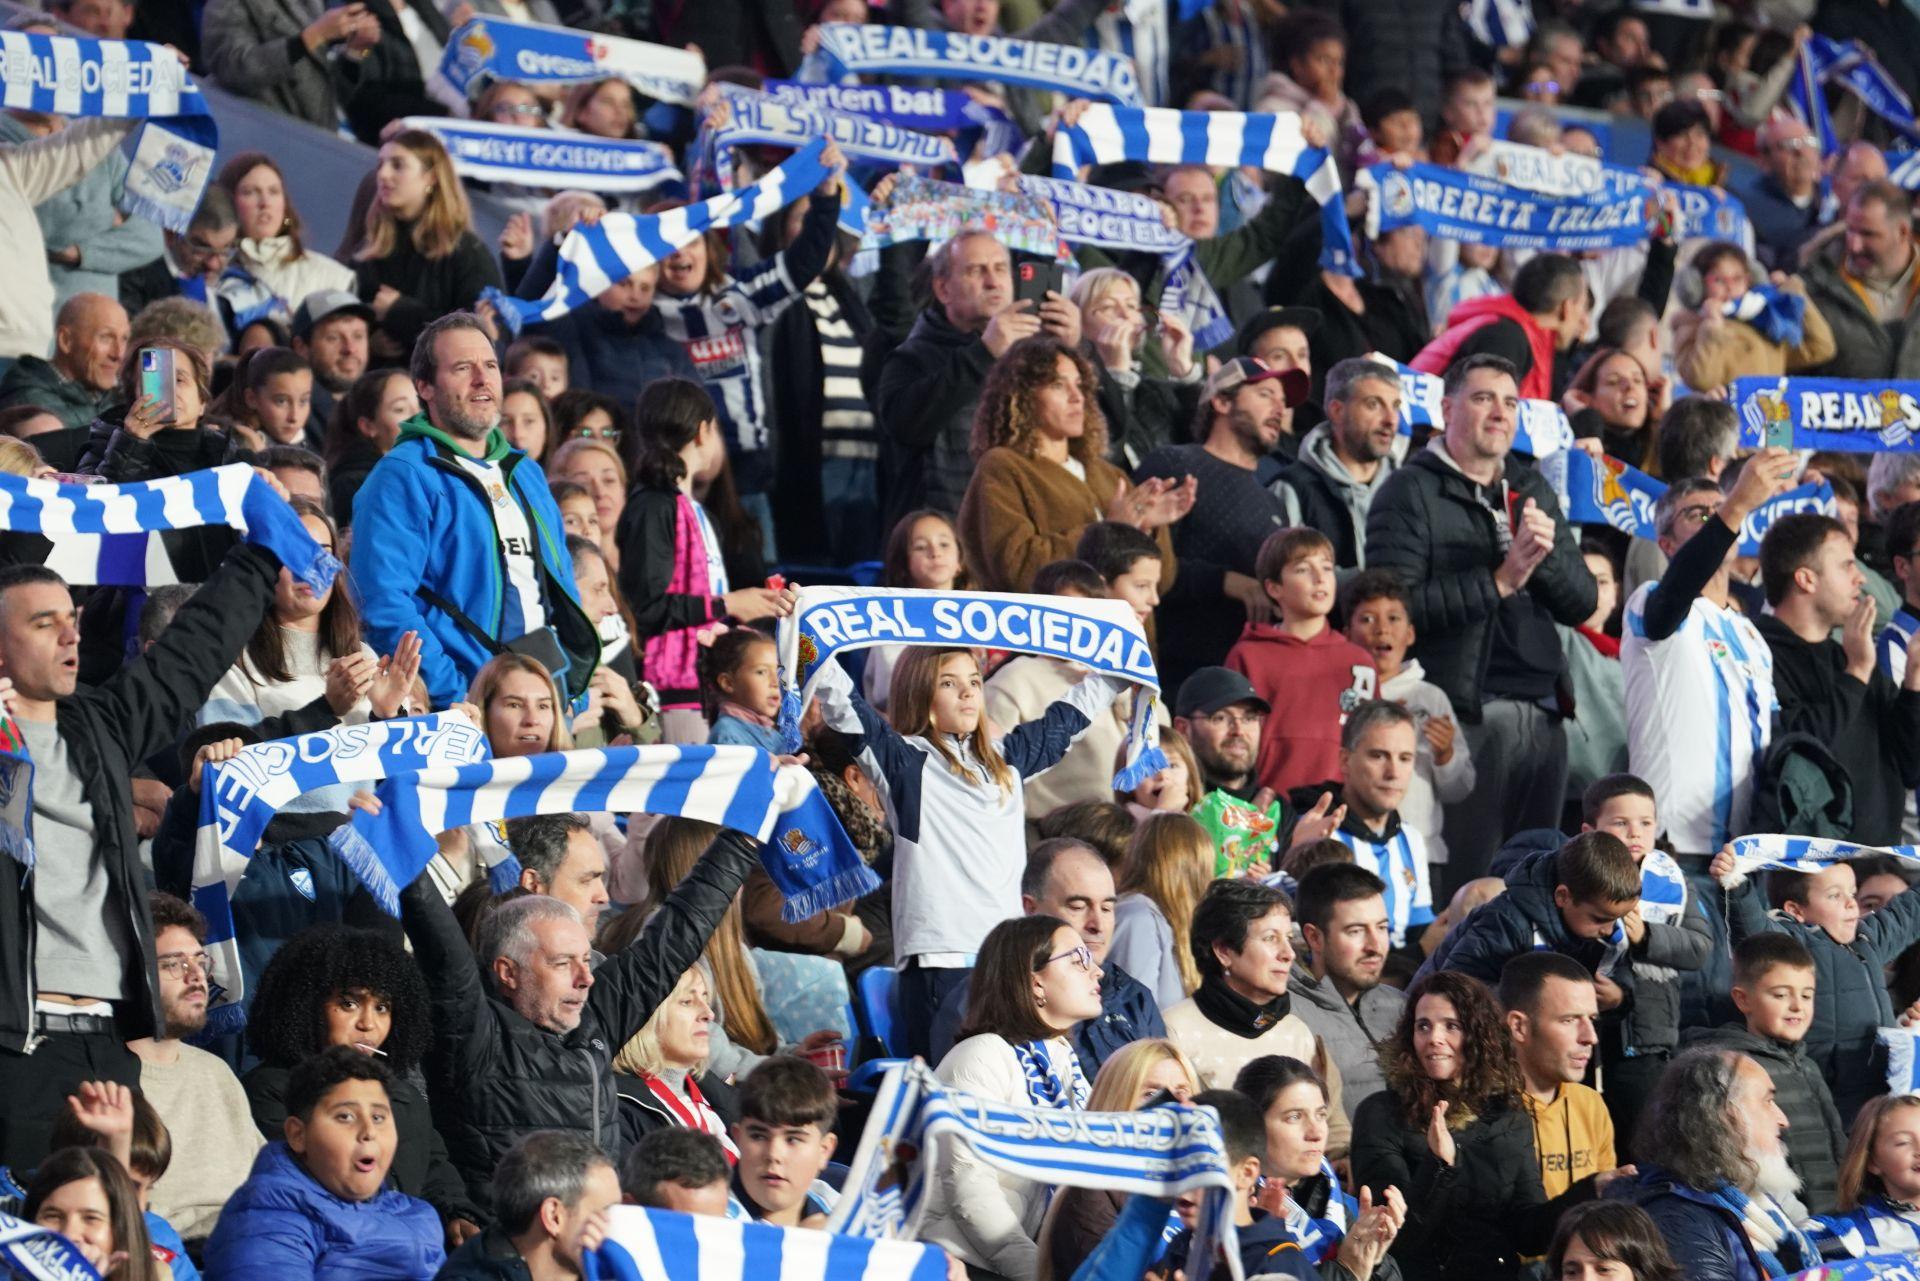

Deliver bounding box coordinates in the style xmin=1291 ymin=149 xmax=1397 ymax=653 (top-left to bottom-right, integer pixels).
xmin=811 ymin=648 xmax=1123 ymax=1049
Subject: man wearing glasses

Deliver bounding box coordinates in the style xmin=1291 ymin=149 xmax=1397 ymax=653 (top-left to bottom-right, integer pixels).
xmin=1738 ymin=114 xmax=1823 ymax=272
xmin=1171 ymin=666 xmax=1271 ymax=806
xmin=116 ymin=185 xmax=241 ymax=324
xmin=1620 ymin=446 xmax=1798 ymax=858
xmin=128 ymin=892 xmax=264 ymax=1247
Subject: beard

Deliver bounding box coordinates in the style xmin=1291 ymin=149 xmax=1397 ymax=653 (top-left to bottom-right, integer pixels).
xmin=1747 ymin=1140 xmax=1805 ymax=1213
xmin=439 ymin=399 xmax=499 ymax=441
xmin=163 ymin=997 xmax=208 ymax=1041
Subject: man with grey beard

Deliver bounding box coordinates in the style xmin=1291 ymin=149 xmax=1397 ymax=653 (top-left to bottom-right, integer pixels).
xmin=347 ymin=311 xmax=599 ymax=707
xmin=1626 ymin=1047 xmax=1823 ymax=1277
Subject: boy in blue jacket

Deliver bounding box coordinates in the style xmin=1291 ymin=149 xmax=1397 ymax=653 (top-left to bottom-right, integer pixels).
xmin=203 ymin=1045 xmax=444 ymax=1280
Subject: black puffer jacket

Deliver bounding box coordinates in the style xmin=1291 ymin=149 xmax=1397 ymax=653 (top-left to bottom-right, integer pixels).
xmin=398 ymin=829 xmax=761 ymax=1212
xmin=875 ymin=304 xmax=993 ymax=529
xmin=1364 ymin=446 xmax=1596 ymax=721
xmin=1682 ymin=1023 xmax=1845 ymax=1214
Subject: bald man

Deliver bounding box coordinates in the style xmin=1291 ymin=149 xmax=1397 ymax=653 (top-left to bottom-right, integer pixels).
xmin=0 ymin=293 xmax=127 ymax=464
xmin=1797 ymin=142 xmax=1890 ymax=271
xmin=1737 ymin=114 xmax=1822 ymax=269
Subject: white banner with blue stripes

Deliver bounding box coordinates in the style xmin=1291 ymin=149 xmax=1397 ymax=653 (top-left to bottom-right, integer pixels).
xmin=338 ymin=743 xmax=875 ymax=921
xmin=581 ymin=1205 xmax=948 ymax=1281
xmin=715 ymin=84 xmax=956 ymax=170
xmin=1466 ymin=0 xmax=1534 ymax=48
xmin=400 ymin=116 xmax=681 ymax=193
xmin=1880 ymin=1027 xmax=1920 ymax=1095
xmin=829 ymin=1059 xmax=1245 ymax=1281
xmin=1053 ymin=104 xmax=1355 ymax=274
xmin=0 ymin=32 xmax=216 ymax=233
xmin=189 ymin=713 xmax=492 ymax=1033
xmin=484 ymin=139 xmax=830 ymax=335
xmin=806 ymin=23 xmax=1142 ymax=107
xmin=0 ymin=465 xmax=339 ymax=592
xmin=438 ymin=17 xmax=705 ymax=105
xmin=1723 ymin=834 xmax=1920 ymax=879
xmin=0 ymin=1211 xmax=100 ymax=1281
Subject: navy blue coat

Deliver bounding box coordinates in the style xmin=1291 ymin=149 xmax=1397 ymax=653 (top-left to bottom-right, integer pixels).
xmin=531 ymin=301 xmax=696 ymax=412
xmin=1625 ymin=1167 xmax=1815 ymax=1281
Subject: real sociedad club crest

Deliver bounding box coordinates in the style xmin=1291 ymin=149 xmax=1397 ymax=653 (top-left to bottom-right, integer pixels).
xmin=458 ymin=23 xmax=494 ymax=76
xmin=1878 ymin=388 xmax=1914 ymax=448
xmin=1592 ymin=456 xmax=1644 ymax=535
xmin=150 ymin=141 xmax=200 ymax=195
xmin=1382 ymin=171 xmax=1414 ymax=219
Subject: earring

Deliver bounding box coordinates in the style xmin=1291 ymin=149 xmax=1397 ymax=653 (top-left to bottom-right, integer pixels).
xmin=1035 ymin=993 xmax=1047 ymax=1008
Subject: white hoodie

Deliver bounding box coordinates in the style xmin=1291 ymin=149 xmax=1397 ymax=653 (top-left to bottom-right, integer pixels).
xmin=1380 ymin=659 xmax=1475 ymax=863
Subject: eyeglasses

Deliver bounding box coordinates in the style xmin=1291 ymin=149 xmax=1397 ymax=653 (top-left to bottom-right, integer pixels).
xmin=1524 ymin=79 xmax=1561 ymax=95
xmin=1673 ymin=504 xmax=1719 ymax=526
xmin=571 ymin=425 xmax=621 ymax=441
xmin=1197 ymin=708 xmax=1264 ymax=730
xmin=493 ymin=102 xmax=546 ymax=119
xmin=1037 ymin=944 xmax=1096 ymax=973
xmin=157 ymin=951 xmax=212 ymax=979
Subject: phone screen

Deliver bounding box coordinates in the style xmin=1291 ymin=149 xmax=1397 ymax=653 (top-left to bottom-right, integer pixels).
xmin=137 ymin=347 xmax=177 ymax=424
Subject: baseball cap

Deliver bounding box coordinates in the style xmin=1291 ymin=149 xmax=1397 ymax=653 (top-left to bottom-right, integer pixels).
xmin=293 ymin=289 xmax=374 ymax=342
xmin=1202 ymin=356 xmax=1309 ymax=409
xmin=1174 ymin=667 xmax=1272 ymax=720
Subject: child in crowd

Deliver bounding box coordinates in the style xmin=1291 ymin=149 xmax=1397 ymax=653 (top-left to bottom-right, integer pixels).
xmin=864 ymin=508 xmax=967 ymax=712
xmin=1808 ymin=1094 xmax=1920 ymax=1257
xmin=1579 ymin=775 xmax=1712 ymax=1147
xmin=1115 ymin=727 xmax=1199 ymax=825
xmin=810 ymin=635 xmax=1126 ymax=1060
xmin=1226 ymin=528 xmax=1376 ymax=797
xmin=700 ymin=627 xmax=784 ymax=754
xmin=505 ymin=334 xmax=569 ymax=401
xmin=552 ymin=480 xmax=600 ymax=545
xmin=216 ymin=347 xmax=315 ymax=449
xmin=1711 ymin=846 xmax=1920 ymax=1122
xmin=50 ymin=1084 xmax=201 ymax=1281
xmin=1353 ymin=88 xmax=1424 ymax=169
xmin=1076 ymin=520 xmax=1165 ymax=639
xmin=203 ymin=1047 xmax=444 ymax=1280
xmin=1342 ymin=571 xmax=1472 ymax=865
xmin=730 ymin=1057 xmax=839 ymax=1228
xmin=1689 ymin=935 xmax=1847 ymax=1214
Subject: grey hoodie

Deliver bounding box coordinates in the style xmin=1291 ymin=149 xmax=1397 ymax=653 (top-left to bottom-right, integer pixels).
xmin=1286 ymin=966 xmax=1406 ymax=1119
xmin=1271 ymin=422 xmax=1402 ymax=569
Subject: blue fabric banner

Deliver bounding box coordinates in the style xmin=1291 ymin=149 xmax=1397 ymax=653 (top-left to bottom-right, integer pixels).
xmin=1363 ymin=162 xmax=1654 ymax=252
xmin=1733 ymin=376 xmax=1920 ymax=451
xmin=439 ymin=17 xmax=706 ymax=105
xmin=715 ymin=85 xmax=957 ymax=170
xmin=0 ymin=32 xmax=217 ymax=233
xmin=400 ymin=116 xmax=681 ymax=193
xmin=1736 ymin=480 xmax=1836 ymax=556
xmin=763 ymin=79 xmax=1020 ymax=156
xmin=807 ymin=24 xmax=1143 ymax=107
xmin=0 ymin=1211 xmax=101 ymax=1281
xmin=1544 ymin=450 xmax=1667 ymax=539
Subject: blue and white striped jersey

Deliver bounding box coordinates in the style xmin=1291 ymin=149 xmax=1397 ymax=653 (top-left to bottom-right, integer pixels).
xmin=1331 ymin=822 xmax=1433 ymax=949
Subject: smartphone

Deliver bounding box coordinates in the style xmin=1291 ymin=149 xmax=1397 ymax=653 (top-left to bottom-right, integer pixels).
xmin=1014 ymin=257 xmax=1064 ymax=309
xmin=137 ymin=347 xmax=176 ymax=424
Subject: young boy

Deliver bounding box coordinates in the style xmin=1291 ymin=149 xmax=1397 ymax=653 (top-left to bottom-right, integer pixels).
xmin=1164 ymin=1089 xmax=1275 ymax=1275
xmin=1077 ymin=521 xmax=1165 ymax=630
xmin=1417 ymin=832 xmax=1642 ymax=1015
xmin=1226 ymin=528 xmax=1376 ymax=796
xmin=505 ymin=335 xmax=568 ymax=400
xmin=1355 ymin=88 xmax=1423 ymax=168
xmin=730 ymin=1057 xmax=840 ymax=1228
xmin=1690 ymin=935 xmax=1847 ymax=1214
xmin=1579 ymin=775 xmax=1712 ymax=1146
xmin=619 ymin=1128 xmax=735 ymax=1218
xmin=1711 ymin=847 xmax=1920 ymax=1123
xmin=1431 ymin=69 xmax=1497 ymax=169
xmin=1343 ymin=570 xmax=1472 ymax=864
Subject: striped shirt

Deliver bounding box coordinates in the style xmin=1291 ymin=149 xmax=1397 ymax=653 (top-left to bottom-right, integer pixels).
xmin=1331 ymin=822 xmax=1433 ymax=949
xmin=1176 ymin=0 xmax=1268 ymax=109
xmin=1089 ymin=0 xmax=1170 ymax=108
xmin=1875 ymin=603 xmax=1920 ymax=841
xmin=655 ymin=252 xmax=806 ymax=493
xmin=803 ymin=281 xmax=877 ymax=461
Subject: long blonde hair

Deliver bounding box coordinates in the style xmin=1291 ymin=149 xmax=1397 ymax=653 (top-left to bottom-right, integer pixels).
xmin=612 ymin=965 xmax=710 ymax=1077
xmin=467 ymin=654 xmax=575 ymax=753
xmin=1117 ymin=813 xmax=1212 ymax=996
xmin=1087 ymin=1037 xmax=1200 ymax=1111
xmin=887 ymin=647 xmax=1013 ymax=798
xmin=359 ymin=130 xmax=474 ymax=263
xmin=638 ymin=817 xmax=777 ymax=1054
xmin=1835 ymin=1093 xmax=1920 ymax=1209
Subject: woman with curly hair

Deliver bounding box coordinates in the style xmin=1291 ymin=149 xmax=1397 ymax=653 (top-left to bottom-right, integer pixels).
xmin=1351 ymin=969 xmax=1554 ymax=1281
xmin=955 ymin=334 xmax=1190 ymax=594
xmin=240 ymin=923 xmax=483 ymax=1244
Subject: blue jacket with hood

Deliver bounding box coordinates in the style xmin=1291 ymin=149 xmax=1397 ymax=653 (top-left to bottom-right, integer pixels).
xmin=347 ymin=416 xmax=597 ymax=706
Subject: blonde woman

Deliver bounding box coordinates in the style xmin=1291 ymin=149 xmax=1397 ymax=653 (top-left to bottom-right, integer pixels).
xmin=609 ymin=964 xmax=740 ymax=1157
xmin=1067 ymin=267 xmax=1197 ymax=470
xmin=1110 ymin=813 xmax=1212 ymax=1008
xmin=549 ymin=436 xmax=627 ymax=568
xmin=353 ymin=130 xmax=504 ymax=358
xmin=1037 ymin=1038 xmax=1200 ymax=1281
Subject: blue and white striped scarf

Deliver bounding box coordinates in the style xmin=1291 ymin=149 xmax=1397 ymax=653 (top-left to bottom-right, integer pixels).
xmin=1013 ymin=1038 xmax=1090 ymax=1109
xmin=1726 ymin=283 xmax=1807 ymax=346
xmin=581 ymin=1204 xmax=947 ymax=1281
xmin=399 ymin=116 xmax=680 ymax=194
xmin=0 ymin=31 xmax=216 ymax=233
xmin=1807 ymin=1193 xmax=1920 ymax=1260
xmin=0 ymin=1210 xmax=100 ymax=1281
xmin=805 ymin=23 xmax=1143 ymax=108
xmin=483 ymin=139 xmax=829 ymax=336
xmin=1278 ymin=1160 xmax=1350 ymax=1262
xmin=338 ymin=743 xmax=875 ymax=921
xmin=437 ymin=17 xmax=705 ymax=105
xmin=828 ymin=1060 xmax=1246 ymax=1281
xmin=1375 ymin=353 xmax=1574 ymax=457
xmin=1880 ymin=1029 xmax=1920 ymax=1095
xmin=1016 ymin=173 xmax=1233 ymax=350
xmin=715 ymin=84 xmax=957 ymax=171
xmin=1790 ymin=35 xmax=1919 ymax=158
xmin=1722 ymin=835 xmax=1920 ymax=882
xmin=1696 ymin=1181 xmax=1820 ymax=1278
xmin=1053 ymin=105 xmax=1356 ymax=275
xmin=776 ymin=586 xmax=1167 ymax=789
xmin=1466 ymin=0 xmax=1534 ymax=48
xmin=191 ymin=714 xmax=491 ymax=1032
xmin=1638 ymin=848 xmax=1688 ymax=927
xmin=0 ymin=466 xmax=338 ymax=592
xmin=863 ymin=174 xmax=1063 ymax=260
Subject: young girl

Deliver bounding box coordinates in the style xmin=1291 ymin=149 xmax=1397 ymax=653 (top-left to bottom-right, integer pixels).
xmin=699 ymin=627 xmax=784 ymax=753
xmin=618 ymin=378 xmax=784 ymax=745
xmin=1115 ymin=727 xmax=1199 ymax=822
xmin=324 ymin=367 xmax=417 ymax=524
xmin=811 ymin=643 xmax=1125 ymax=1061
xmin=500 ymin=378 xmax=554 ymax=463
xmin=863 ymin=509 xmax=967 ymax=712
xmin=551 ymin=436 xmax=628 ymax=567
xmin=214 ymin=347 xmax=314 ymax=449
xmin=1109 ymin=812 xmax=1211 ymax=1009
xmin=551 ymin=481 xmax=600 ymax=545
xmin=1808 ymin=1093 xmax=1920 ymax=1257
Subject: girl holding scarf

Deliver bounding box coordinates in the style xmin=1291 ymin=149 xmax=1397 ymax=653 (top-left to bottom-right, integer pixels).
xmin=1672 ymin=242 xmax=1835 ymax=396
xmin=927 ymin=915 xmax=1105 ymax=1281
xmin=1808 ymin=1093 xmax=1920 ymax=1257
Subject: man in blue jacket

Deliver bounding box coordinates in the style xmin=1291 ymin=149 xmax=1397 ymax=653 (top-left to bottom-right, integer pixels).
xmin=349 ymin=312 xmax=598 ymax=707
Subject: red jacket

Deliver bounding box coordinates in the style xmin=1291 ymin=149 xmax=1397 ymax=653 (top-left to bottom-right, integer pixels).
xmin=1226 ymin=623 xmax=1378 ymax=796
xmin=1410 ymin=293 xmax=1558 ymax=401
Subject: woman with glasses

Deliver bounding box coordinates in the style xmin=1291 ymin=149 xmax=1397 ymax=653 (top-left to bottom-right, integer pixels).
xmin=465 ymin=82 xmax=555 ymax=221
xmin=927 ymin=915 xmax=1106 ymax=1281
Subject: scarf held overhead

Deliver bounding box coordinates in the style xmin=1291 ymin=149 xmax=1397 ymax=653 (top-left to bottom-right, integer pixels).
xmin=399 ymin=116 xmax=681 ymax=194
xmin=714 ymin=84 xmax=957 ymax=171
xmin=862 ymin=174 xmax=1063 ymax=260
xmin=1375 ymin=353 xmax=1573 ymax=457
xmin=776 ymin=586 xmax=1166 ymax=788
xmin=763 ymin=79 xmax=1019 ymax=158
xmin=1539 ymin=450 xmax=1667 ymax=540
xmin=1734 ymin=376 xmax=1920 ymax=452
xmin=828 ymin=1059 xmax=1246 ymax=1281
xmin=579 ymin=1204 xmax=949 ymax=1281
xmin=191 ymin=714 xmax=492 ymax=1032
xmin=0 ymin=31 xmax=216 ymax=233
xmin=483 ymin=139 xmax=830 ymax=335
xmin=1363 ymin=162 xmax=1655 ymax=253
xmin=805 ymin=23 xmax=1142 ymax=107
xmin=0 ymin=465 xmax=338 ymax=592
xmin=1054 ymin=104 xmax=1355 ymax=275
xmin=439 ymin=17 xmax=705 ymax=105
xmin=340 ymin=743 xmax=875 ymax=922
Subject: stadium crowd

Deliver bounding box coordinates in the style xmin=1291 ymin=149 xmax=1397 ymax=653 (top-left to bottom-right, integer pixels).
xmin=5 ymin=0 xmax=1920 ymax=1278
